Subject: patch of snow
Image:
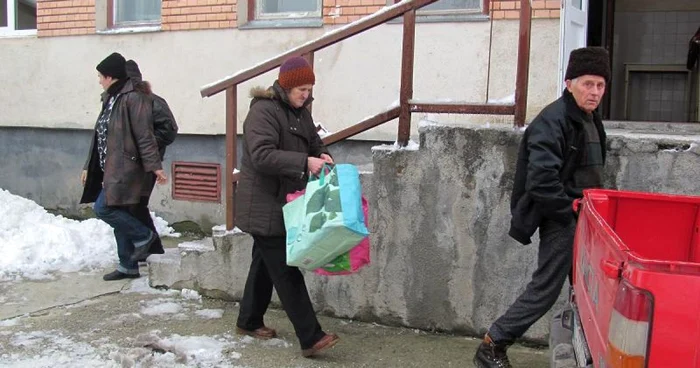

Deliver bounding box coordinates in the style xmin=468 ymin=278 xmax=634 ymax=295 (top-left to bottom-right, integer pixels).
xmin=152 ymin=212 xmax=181 ymax=238
xmin=233 ymin=168 xmax=241 ymax=175
xmin=261 ymin=338 xmax=292 ymax=349
xmin=179 ymin=238 xmax=216 ymax=252
xmin=662 ymin=142 xmax=698 ymax=153
xmin=372 ymin=139 xmax=420 ymax=152
xmin=121 ymin=277 xmax=179 ymax=296
xmin=212 ymin=225 xmax=244 ymax=237
xmin=0 ymin=318 xmax=21 ymax=327
xmin=140 ymin=299 xmax=184 ymax=316
xmin=195 ymin=309 xmax=224 ymax=320
xmin=180 ymin=289 xmax=202 ymax=302
xmin=96 ymin=26 xmax=161 ymax=34
xmin=488 ymin=93 xmax=516 ymax=104
xmin=3 ymin=330 xmax=243 ymax=368
xmin=316 ymin=123 xmax=333 ymax=138
xmin=135 ymin=332 xmax=241 ymax=366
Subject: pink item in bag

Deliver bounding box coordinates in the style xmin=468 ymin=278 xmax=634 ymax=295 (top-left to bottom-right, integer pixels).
xmin=286 ymin=190 xmax=370 ymax=275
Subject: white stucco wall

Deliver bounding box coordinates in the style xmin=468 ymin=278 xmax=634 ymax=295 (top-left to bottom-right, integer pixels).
xmin=0 ymin=19 xmax=559 ymax=141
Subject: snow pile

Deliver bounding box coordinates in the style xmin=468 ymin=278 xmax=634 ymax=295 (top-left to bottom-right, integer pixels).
xmin=0 ymin=188 xmax=179 ymax=280
xmin=152 ymin=213 xmax=181 ymax=238
xmin=181 ymin=289 xmax=202 ymax=302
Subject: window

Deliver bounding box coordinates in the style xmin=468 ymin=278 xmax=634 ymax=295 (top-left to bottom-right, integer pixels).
xmin=420 ymin=0 xmax=483 ymax=14
xmin=253 ymin=0 xmax=322 ymax=20
xmin=110 ymin=0 xmax=161 ymax=28
xmin=0 ymin=0 xmax=37 ymax=36
xmin=387 ymin=0 xmax=486 ymax=22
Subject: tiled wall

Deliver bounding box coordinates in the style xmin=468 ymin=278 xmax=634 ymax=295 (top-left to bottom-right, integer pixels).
xmin=611 ymin=11 xmax=700 ymax=121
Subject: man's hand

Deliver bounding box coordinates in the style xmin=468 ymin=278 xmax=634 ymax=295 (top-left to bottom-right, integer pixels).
xmin=320 ymin=153 xmax=334 ymax=164
xmin=307 ymin=157 xmax=326 ymax=176
xmin=154 ymin=169 xmax=168 ymax=185
xmin=81 ymin=170 xmax=87 ymax=187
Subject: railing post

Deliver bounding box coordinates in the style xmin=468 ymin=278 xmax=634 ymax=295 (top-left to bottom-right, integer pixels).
xmin=226 ymin=86 xmax=237 ymax=230
xmin=514 ymin=0 xmax=532 ymax=127
xmin=398 ymin=9 xmax=416 ymax=147
xmin=303 ymin=52 xmax=315 ymax=114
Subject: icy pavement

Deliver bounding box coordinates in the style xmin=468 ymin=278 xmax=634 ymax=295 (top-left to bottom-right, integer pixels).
xmin=0 ymin=270 xmax=549 ymax=368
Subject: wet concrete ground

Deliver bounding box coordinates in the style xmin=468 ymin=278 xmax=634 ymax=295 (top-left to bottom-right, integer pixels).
xmin=0 ymin=251 xmax=549 ymax=367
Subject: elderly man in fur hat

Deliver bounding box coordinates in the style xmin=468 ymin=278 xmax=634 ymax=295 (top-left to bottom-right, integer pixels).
xmin=473 ymin=47 xmax=610 ymax=368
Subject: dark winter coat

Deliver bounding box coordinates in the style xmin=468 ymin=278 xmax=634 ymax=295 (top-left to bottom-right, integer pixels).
xmin=80 ymin=79 xmax=162 ymax=206
xmin=236 ymin=81 xmax=330 ymax=237
xmin=508 ymin=89 xmax=607 ymax=245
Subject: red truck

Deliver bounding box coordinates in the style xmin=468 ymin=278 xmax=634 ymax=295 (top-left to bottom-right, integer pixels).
xmin=551 ymin=189 xmax=700 ymax=368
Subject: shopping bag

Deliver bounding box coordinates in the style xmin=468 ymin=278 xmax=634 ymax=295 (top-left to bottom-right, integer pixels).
xmin=287 ymin=190 xmax=370 ymax=275
xmin=283 ymin=164 xmax=369 ymax=270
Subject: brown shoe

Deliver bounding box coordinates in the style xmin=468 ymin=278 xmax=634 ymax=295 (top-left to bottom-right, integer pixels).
xmin=301 ymin=333 xmax=339 ymax=358
xmin=235 ymin=326 xmax=277 ymax=340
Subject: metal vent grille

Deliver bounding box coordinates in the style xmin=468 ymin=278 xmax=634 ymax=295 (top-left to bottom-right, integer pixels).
xmin=171 ymin=161 xmax=221 ymax=203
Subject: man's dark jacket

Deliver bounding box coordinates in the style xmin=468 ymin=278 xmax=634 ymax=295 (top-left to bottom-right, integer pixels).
xmin=509 ymin=90 xmax=607 ymax=245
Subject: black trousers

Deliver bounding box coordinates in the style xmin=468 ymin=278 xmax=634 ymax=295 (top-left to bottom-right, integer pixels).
xmin=237 ymin=235 xmax=324 ymax=349
xmin=128 ymin=173 xmax=164 ymax=254
xmin=488 ymin=219 xmax=577 ymax=342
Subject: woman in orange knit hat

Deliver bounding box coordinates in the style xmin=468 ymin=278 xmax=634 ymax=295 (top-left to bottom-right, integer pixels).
xmin=234 ymin=56 xmax=339 ymax=357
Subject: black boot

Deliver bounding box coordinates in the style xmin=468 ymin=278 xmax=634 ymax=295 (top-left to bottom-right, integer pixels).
xmin=103 ymin=270 xmax=140 ymax=281
xmin=473 ymin=333 xmax=513 ymax=368
xmin=129 ymin=233 xmax=157 ymax=263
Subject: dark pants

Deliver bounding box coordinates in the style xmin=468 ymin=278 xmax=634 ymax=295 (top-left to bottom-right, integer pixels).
xmin=128 ymin=173 xmax=164 ymax=255
xmin=237 ymin=235 xmax=324 ymax=349
xmin=488 ymin=219 xmax=576 ymax=342
xmin=94 ymin=189 xmax=155 ymax=274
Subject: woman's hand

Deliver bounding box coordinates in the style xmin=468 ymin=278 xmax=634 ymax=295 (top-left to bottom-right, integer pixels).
xmin=81 ymin=170 xmax=87 ymax=187
xmin=307 ymin=157 xmax=326 ymax=176
xmin=154 ymin=169 xmax=168 ymax=185
xmin=320 ymin=153 xmax=334 ymax=164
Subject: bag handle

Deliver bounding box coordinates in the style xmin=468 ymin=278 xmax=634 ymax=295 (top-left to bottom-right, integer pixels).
xmin=309 ymin=163 xmax=334 ymax=185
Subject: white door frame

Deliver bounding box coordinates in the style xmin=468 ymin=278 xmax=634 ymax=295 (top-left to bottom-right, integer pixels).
xmin=559 ymin=0 xmax=589 ymax=92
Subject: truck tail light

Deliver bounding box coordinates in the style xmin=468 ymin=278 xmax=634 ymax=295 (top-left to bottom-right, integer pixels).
xmin=607 ymin=281 xmax=653 ymax=368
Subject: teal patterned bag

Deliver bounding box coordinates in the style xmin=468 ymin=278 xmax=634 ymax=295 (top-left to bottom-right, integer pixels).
xmin=283 ymin=164 xmax=369 ymax=270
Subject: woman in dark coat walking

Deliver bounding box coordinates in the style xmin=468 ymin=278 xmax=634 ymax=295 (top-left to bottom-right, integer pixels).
xmin=80 ymin=52 xmax=167 ymax=281
xmin=235 ymin=56 xmax=339 ymax=357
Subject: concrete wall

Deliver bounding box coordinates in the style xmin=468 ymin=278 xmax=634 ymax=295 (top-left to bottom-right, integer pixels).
xmin=0 ymin=19 xmax=559 ymax=141
xmin=0 ymin=127 xmax=382 ymax=226
xmin=150 ymin=122 xmax=700 ymax=343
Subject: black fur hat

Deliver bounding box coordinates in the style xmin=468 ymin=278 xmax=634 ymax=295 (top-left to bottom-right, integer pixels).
xmin=565 ymin=47 xmax=611 ymax=82
xmin=96 ymin=52 xmax=127 ymax=80
xmin=125 ymin=60 xmax=142 ymax=82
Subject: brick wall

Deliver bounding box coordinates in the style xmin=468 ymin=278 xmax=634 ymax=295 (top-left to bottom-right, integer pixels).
xmin=323 ymin=0 xmax=385 ymax=25
xmin=37 ymin=0 xmax=96 ymax=37
xmin=491 ymin=0 xmax=560 ymax=19
xmin=35 ymin=0 xmax=560 ymax=38
xmin=162 ymin=0 xmax=236 ymax=31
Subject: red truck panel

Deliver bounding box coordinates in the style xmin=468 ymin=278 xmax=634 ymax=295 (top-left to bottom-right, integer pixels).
xmin=573 ymin=189 xmax=700 ymax=367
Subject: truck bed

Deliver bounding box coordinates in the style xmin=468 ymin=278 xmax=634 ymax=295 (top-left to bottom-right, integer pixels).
xmin=572 ymin=189 xmax=700 ymax=368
